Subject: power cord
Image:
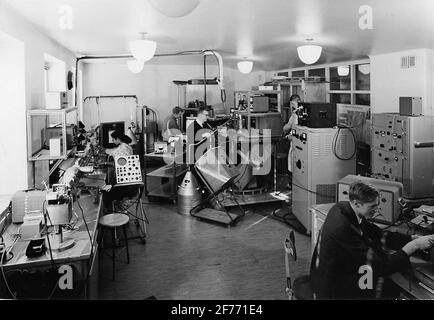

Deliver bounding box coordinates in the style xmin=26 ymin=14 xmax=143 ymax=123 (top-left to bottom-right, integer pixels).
xmin=1 ymin=236 xmax=19 ymax=299
xmin=332 ymin=124 xmax=357 ymax=160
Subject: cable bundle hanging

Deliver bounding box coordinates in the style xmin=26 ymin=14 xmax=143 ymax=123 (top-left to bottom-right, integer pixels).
xmin=332 ymin=124 xmax=357 ymax=160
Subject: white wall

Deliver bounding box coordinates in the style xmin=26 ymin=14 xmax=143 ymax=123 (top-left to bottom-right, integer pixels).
xmin=0 ymin=3 xmax=77 ymax=189
xmin=370 ymin=48 xmax=433 ymax=114
xmin=0 ymin=31 xmax=26 ymax=195
xmin=82 ymin=60 xmax=265 ymax=129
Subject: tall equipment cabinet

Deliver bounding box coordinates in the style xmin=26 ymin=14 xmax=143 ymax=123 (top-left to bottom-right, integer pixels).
xmin=291 ymin=126 xmax=356 ymax=233
xmin=371 ymin=113 xmax=434 ymax=198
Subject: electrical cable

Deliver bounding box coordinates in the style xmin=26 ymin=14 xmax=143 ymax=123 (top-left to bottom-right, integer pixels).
xmin=73 ymin=186 xmax=93 ymax=258
xmin=42 ymin=200 xmax=56 ymax=269
xmin=1 ymin=237 xmax=19 ymax=299
xmin=332 ymin=124 xmax=357 ymax=161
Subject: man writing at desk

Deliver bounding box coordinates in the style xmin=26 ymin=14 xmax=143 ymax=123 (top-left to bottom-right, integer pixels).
xmin=310 ymin=181 xmax=434 ymax=299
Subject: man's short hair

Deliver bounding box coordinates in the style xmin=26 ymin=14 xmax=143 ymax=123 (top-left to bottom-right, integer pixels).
xmin=172 ymin=106 xmax=182 ymax=115
xmin=348 ymin=182 xmax=379 ymax=203
xmin=289 ymin=94 xmax=301 ymax=102
xmin=197 ymin=105 xmax=209 ymax=115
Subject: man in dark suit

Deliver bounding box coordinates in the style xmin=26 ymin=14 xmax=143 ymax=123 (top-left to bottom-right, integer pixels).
xmin=186 ymin=105 xmax=213 ymax=164
xmin=310 ymin=182 xmax=434 ymax=299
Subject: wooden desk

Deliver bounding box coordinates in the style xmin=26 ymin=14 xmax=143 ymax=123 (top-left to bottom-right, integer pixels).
xmin=390 ymin=258 xmax=434 ymax=299
xmin=309 ymin=203 xmax=434 ymax=299
xmin=0 ymin=192 xmax=102 ymax=299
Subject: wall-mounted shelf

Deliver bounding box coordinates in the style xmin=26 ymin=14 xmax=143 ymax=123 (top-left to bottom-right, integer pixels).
xmin=27 ymin=107 xmax=77 ymax=161
xmin=27 ymin=107 xmax=78 ymax=189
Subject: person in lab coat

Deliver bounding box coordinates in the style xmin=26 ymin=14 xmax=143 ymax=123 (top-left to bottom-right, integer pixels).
xmin=282 ymin=94 xmax=301 ymax=177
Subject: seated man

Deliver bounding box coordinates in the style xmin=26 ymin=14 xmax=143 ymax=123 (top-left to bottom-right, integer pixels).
xmin=310 ymin=181 xmax=434 ymax=299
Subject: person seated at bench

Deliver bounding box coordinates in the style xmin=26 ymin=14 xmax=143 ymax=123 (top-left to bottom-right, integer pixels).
xmin=310 ymin=181 xmax=434 ymax=299
xmin=101 ymin=130 xmax=137 ymax=212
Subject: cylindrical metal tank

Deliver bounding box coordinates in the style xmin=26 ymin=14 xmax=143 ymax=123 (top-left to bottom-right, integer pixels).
xmin=177 ymin=170 xmax=202 ymax=215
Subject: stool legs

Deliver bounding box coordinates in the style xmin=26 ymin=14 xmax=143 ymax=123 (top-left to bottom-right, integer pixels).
xmin=122 ymin=225 xmax=130 ymax=264
xmin=111 ymin=228 xmax=116 ymax=281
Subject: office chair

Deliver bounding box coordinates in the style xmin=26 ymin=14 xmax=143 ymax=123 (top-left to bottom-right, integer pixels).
xmin=284 ymin=230 xmax=314 ymax=300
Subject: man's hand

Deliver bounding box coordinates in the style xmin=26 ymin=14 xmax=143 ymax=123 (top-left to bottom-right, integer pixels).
xmin=402 ymin=234 xmax=434 ymax=256
xmin=413 ymin=235 xmax=434 ymax=250
xmin=202 ymin=132 xmax=212 ymax=139
xmin=101 ymin=184 xmax=113 ymax=192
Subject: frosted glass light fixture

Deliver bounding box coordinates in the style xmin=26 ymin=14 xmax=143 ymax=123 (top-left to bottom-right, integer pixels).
xmin=237 ymin=60 xmax=253 ymax=74
xmin=358 ymin=64 xmax=370 ymax=75
xmin=337 ymin=66 xmax=350 ymax=76
xmin=129 ymin=39 xmax=157 ymax=62
xmin=148 ymin=0 xmax=201 ymax=18
xmin=127 ymin=59 xmax=144 ymax=73
xmin=297 ymin=39 xmax=322 ymax=65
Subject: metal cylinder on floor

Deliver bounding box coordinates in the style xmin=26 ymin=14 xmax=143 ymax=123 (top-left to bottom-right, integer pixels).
xmin=177 ymin=170 xmax=202 ymax=215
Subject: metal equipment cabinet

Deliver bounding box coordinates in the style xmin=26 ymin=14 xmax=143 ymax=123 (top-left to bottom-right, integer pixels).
xmin=291 ymin=126 xmax=356 ymax=233
xmin=309 ymin=203 xmax=334 ymax=252
xmin=143 ymin=151 xmax=187 ymax=203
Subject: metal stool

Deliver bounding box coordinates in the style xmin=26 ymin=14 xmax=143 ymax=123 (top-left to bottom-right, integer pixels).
xmin=99 ymin=213 xmax=130 ymax=281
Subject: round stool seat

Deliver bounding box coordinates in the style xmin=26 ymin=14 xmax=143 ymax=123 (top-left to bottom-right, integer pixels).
xmin=99 ymin=213 xmax=129 ymax=228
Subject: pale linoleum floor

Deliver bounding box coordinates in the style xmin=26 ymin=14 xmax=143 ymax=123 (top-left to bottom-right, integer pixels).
xmin=98 ymin=199 xmax=312 ymax=300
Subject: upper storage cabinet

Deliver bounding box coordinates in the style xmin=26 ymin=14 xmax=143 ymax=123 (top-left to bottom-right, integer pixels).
xmin=27 ymin=107 xmax=78 ymax=161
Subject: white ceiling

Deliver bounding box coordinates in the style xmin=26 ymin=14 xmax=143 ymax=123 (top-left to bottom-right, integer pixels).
xmin=3 ymin=0 xmax=434 ymax=71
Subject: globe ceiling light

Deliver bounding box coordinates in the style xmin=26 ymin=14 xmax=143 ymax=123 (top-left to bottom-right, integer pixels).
xmin=358 ymin=64 xmax=370 ymax=75
xmin=297 ymin=39 xmax=322 ymax=65
xmin=129 ymin=39 xmax=157 ymax=62
xmin=337 ymin=66 xmax=350 ymax=76
xmin=127 ymin=59 xmax=144 ymax=74
xmin=237 ymin=60 xmax=254 ymax=74
xmin=148 ymin=0 xmax=201 ymax=18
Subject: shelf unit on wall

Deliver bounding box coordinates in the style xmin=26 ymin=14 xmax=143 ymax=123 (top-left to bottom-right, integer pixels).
xmin=233 ymin=90 xmax=284 ymax=137
xmin=173 ymin=80 xmax=221 ymax=132
xmin=26 ymin=107 xmax=78 ymax=188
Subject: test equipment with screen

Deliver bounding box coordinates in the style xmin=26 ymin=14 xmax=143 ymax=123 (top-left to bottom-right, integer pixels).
xmin=337 ymin=175 xmax=403 ymax=224
xmin=100 ymin=121 xmax=125 ymax=148
xmin=115 ymin=155 xmax=142 ymax=184
xmin=297 ymin=102 xmax=337 ymax=128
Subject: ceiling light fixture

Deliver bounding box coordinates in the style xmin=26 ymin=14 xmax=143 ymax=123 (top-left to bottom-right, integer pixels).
xmin=148 ymin=0 xmax=201 ymax=18
xmin=337 ymin=66 xmax=350 ymax=77
xmin=127 ymin=59 xmax=144 ymax=74
xmin=237 ymin=59 xmax=253 ymax=74
xmin=358 ymin=64 xmax=370 ymax=75
xmin=129 ymin=33 xmax=157 ymax=62
xmin=297 ymin=39 xmax=322 ymax=65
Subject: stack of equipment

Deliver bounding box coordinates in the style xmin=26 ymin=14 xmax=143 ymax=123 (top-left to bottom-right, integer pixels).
xmin=371 ymin=113 xmax=434 ymax=198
